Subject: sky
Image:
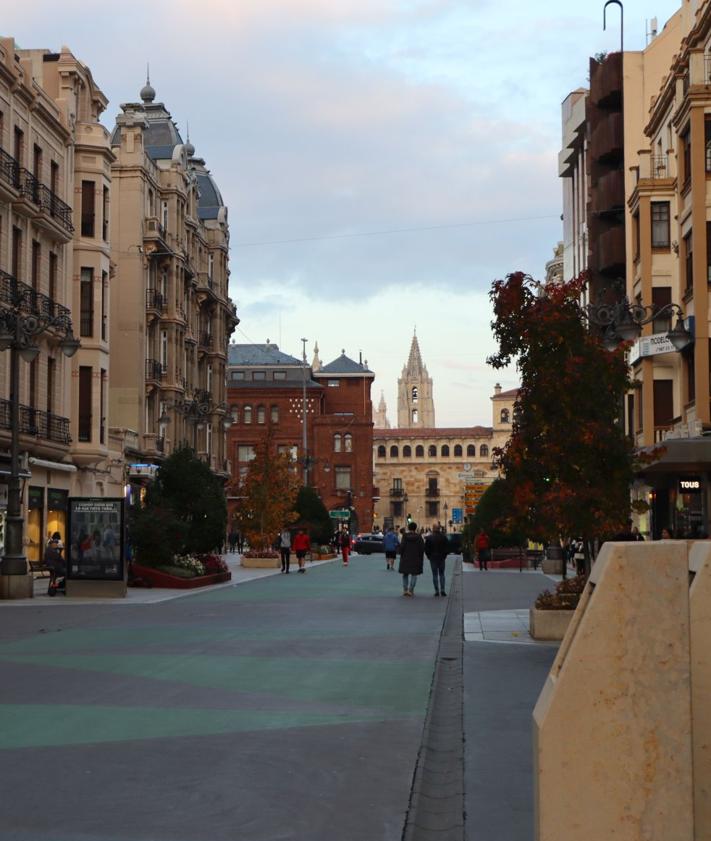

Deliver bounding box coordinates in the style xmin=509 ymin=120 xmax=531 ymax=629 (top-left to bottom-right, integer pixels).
xmin=6 ymin=0 xmax=683 ymax=425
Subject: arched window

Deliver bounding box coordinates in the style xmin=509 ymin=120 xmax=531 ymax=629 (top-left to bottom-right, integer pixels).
xmin=441 ymin=445 xmax=450 ymax=457
xmin=244 ymin=405 xmax=252 ymax=424
xmin=231 ymin=405 xmax=239 ymax=424
xmin=344 ymin=433 xmax=353 ymax=452
xmin=271 ymin=405 xmax=279 ymax=423
xmin=480 ymin=444 xmax=489 ymax=457
xmin=500 ymin=408 xmax=510 ymax=423
xmin=466 ymin=444 xmax=475 ymax=457
xmin=428 ymin=445 xmax=436 ymax=457
xmin=257 ymin=405 xmax=266 ymax=424
xmin=416 ymin=445 xmax=424 ymax=458
xmin=412 ymin=386 xmax=418 ymax=403
xmin=334 ymin=434 xmax=342 ymax=452
xmin=412 ymin=408 xmax=418 ymax=423
xmin=377 ymin=445 xmax=386 ymax=458
xmin=390 ymin=445 xmax=399 ymax=458
xmin=403 ymin=445 xmax=412 ymax=457
xmin=454 ymin=444 xmax=462 ymax=457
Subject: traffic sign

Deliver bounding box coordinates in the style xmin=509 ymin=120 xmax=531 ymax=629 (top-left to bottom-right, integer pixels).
xmin=451 ymin=507 xmax=463 ymax=524
xmin=329 ymin=509 xmax=350 ymax=520
xmin=464 ymin=483 xmax=488 ymax=513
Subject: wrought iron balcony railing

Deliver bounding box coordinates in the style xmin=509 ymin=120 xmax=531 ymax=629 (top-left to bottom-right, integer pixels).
xmin=145 ymin=289 xmax=166 ymax=311
xmin=15 ymin=166 xmax=73 ymax=234
xmin=0 ymin=269 xmax=71 ymax=322
xmin=0 ymin=147 xmax=19 ymax=191
xmin=0 ymin=399 xmax=71 ymax=445
xmin=145 ymin=358 xmax=166 ymax=381
xmin=389 ymin=487 xmax=405 ymax=497
xmin=425 ymin=487 xmax=440 ymax=498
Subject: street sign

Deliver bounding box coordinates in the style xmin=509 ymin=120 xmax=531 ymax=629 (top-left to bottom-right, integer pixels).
xmin=329 ymin=509 xmax=350 ymax=520
xmin=464 ymin=483 xmax=488 ymax=514
xmin=451 ymin=507 xmax=463 ymax=524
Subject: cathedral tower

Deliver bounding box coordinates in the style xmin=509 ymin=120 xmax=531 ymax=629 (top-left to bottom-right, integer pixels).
xmin=374 ymin=391 xmax=390 ymax=429
xmin=397 ymin=333 xmax=435 ymax=428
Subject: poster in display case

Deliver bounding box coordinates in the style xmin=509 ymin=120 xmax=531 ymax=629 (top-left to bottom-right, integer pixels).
xmin=67 ymin=497 xmax=124 ymax=581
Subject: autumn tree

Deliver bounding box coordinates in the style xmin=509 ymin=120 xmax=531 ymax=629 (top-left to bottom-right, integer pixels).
xmin=233 ymin=435 xmax=299 ymax=552
xmin=488 ymin=272 xmax=635 ymax=569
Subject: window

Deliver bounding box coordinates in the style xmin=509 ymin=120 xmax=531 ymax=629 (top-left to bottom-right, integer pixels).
xmin=231 ymin=406 xmax=239 ymax=424
xmin=651 ymin=202 xmax=670 ymax=248
xmin=47 ymin=357 xmax=55 ymax=416
xmin=335 ymin=466 xmax=351 ymax=490
xmin=101 ymin=271 xmax=108 ymax=340
xmin=28 ymin=358 xmax=37 ymax=410
xmin=49 ymin=252 xmax=57 ymax=302
xmin=33 ymin=144 xmax=42 ymax=181
xmin=454 ymin=444 xmax=463 ymax=457
xmin=238 ymin=445 xmax=256 ymax=462
xmin=632 ymin=211 xmax=640 ymax=261
xmin=253 ymin=371 xmax=266 ymax=381
xmin=274 ymin=371 xmax=287 ymax=380
xmin=480 ymin=444 xmax=489 ymax=457
xmin=403 ymin=445 xmax=412 ymax=457
xmin=416 ymin=445 xmax=424 ymax=458
xmin=500 ymin=408 xmax=510 ymax=423
xmin=81 ymin=180 xmax=95 ymax=237
xmin=102 ymin=186 xmax=109 ymax=241
xmin=706 ymin=116 xmax=711 ymax=172
xmin=344 ymin=433 xmax=352 ymax=452
xmin=393 ymin=478 xmax=403 ymax=490
xmin=231 ymin=370 xmax=245 ymax=381
xmin=80 ymin=268 xmax=94 ymax=337
xmin=412 ymin=386 xmax=418 ymax=402
xmin=652 ymin=287 xmax=672 ymax=333
xmin=653 ymin=379 xmax=674 ymax=427
xmin=392 ymin=501 xmax=403 ymax=518
xmin=427 ymin=477 xmax=439 ymax=494
xmin=78 ymin=366 xmax=92 ymax=442
xmin=708 ymin=223 xmax=711 ymax=283
xmin=441 ymin=445 xmax=450 ymax=457
xmin=160 ymin=330 xmax=168 ymax=370
xmin=257 ymin=405 xmax=266 ymax=424
xmin=427 ymin=501 xmax=439 ymax=518
xmin=206 ymin=422 xmax=212 ymax=455
xmin=278 ymin=445 xmax=298 ymax=461
xmin=271 ymin=405 xmax=279 ymax=423
xmin=428 ymin=445 xmax=436 ymax=457
xmin=377 ymin=445 xmax=386 ymax=458
xmin=334 ymin=434 xmax=342 ymax=452
xmin=31 ymin=240 xmax=40 ymax=290
xmin=684 ymin=231 xmax=693 ymax=291
xmin=207 ymin=364 xmax=212 ymax=393
xmin=12 ymin=226 xmax=21 ymax=278
xmin=467 ymin=444 xmax=476 ymax=457
xmin=161 ymin=200 xmax=169 ymax=231
xmin=100 ymin=369 xmax=106 ymax=445
xmin=13 ymin=126 xmax=24 ymax=167
xmin=682 ymin=125 xmax=691 ymax=187
xmin=390 ymin=445 xmax=399 ymax=458
xmin=328 ymin=379 xmax=340 ymax=387
xmin=244 ymin=405 xmax=252 ymax=424
xmin=412 ymin=409 xmax=418 ymax=423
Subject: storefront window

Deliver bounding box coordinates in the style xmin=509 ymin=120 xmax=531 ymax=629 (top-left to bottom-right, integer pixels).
xmin=27 ymin=486 xmax=44 ymax=563
xmin=47 ymin=489 xmax=69 ymax=546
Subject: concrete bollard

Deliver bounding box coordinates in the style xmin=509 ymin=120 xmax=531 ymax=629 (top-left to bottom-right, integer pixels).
xmin=533 ymin=541 xmax=694 ymax=841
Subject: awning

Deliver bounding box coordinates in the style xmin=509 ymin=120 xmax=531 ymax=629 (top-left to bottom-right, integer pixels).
xmin=29 ymin=457 xmax=77 ymax=473
xmin=638 ymin=437 xmax=711 ymax=474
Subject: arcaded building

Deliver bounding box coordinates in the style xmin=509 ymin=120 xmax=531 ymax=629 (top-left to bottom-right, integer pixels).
xmin=110 ymin=81 xmax=237 ymax=483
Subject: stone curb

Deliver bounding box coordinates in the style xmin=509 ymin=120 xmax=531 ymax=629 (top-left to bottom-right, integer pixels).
xmin=402 ymin=559 xmax=465 ymax=841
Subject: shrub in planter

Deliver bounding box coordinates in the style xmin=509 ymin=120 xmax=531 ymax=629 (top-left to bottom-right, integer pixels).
xmin=535 ymin=574 xmax=587 ymax=610
xmin=156 ymin=565 xmax=197 ymax=579
xmin=243 ymin=549 xmax=279 ymax=559
xmin=198 ymin=553 xmax=228 ymax=574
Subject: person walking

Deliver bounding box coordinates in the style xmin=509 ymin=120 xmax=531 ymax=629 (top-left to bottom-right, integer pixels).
xmin=279 ymin=527 xmax=292 ymax=573
xmin=293 ymin=529 xmax=311 ymax=573
xmin=475 ymin=529 xmax=491 ymax=571
xmin=228 ymin=529 xmax=238 ymax=554
xmin=399 ymin=521 xmax=425 ymax=597
xmin=383 ymin=527 xmax=399 ymax=570
xmin=425 ymin=525 xmax=450 ymax=596
xmin=339 ymin=528 xmax=351 ymax=566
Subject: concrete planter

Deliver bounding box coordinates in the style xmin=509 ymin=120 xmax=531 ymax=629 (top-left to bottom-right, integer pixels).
xmin=131 ymin=563 xmax=231 ymax=589
xmin=241 ymin=555 xmax=280 ymax=569
xmin=0 ymin=574 xmax=33 ymax=599
xmin=529 ymin=607 xmax=575 ymax=641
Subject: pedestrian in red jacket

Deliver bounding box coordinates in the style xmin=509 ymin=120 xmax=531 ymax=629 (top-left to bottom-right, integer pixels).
xmin=293 ymin=529 xmax=311 ymax=574
xmin=339 ymin=529 xmax=351 ymax=567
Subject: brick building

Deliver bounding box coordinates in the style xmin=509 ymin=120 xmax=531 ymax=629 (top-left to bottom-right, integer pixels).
xmin=226 ymin=343 xmax=375 ymax=534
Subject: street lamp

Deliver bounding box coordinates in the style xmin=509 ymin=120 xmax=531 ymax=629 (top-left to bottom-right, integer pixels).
xmin=161 ymin=389 xmax=230 ymax=451
xmin=0 ymin=307 xmax=80 ymax=580
xmin=586 ymin=298 xmax=692 ymax=352
xmin=443 ymin=501 xmax=449 ymax=532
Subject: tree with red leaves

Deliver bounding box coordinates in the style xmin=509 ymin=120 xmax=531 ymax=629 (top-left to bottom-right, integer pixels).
xmin=488 ymin=272 xmax=635 ymax=572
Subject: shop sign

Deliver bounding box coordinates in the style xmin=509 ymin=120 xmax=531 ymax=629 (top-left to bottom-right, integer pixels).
xmin=67 ymin=497 xmax=124 ymax=581
xmin=28 ymin=486 xmax=44 ymax=509
xmin=678 ymin=477 xmax=702 ymax=495
xmin=629 ymin=333 xmax=677 ymax=364
xmin=47 ymin=488 xmax=68 ymax=510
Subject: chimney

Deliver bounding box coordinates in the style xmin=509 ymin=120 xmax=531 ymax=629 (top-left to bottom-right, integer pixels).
xmin=494 ymin=383 xmax=502 ymax=395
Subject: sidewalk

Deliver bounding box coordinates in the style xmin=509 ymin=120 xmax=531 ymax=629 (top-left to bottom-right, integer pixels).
xmin=462 ymin=568 xmax=558 ymax=841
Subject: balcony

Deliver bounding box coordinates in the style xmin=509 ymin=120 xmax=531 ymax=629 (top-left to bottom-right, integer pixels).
xmin=425 ymin=487 xmax=440 ymax=498
xmin=198 ymin=332 xmax=214 ymax=352
xmin=590 ymin=52 xmax=622 ymax=108
xmin=145 ymin=288 xmax=166 ymax=313
xmin=0 ymin=400 xmax=71 ymax=445
xmin=650 ymin=155 xmax=670 ymax=180
xmin=591 ymin=169 xmax=625 ymax=216
xmin=590 ymin=112 xmax=623 ymax=164
xmin=389 ymin=487 xmax=405 ymax=497
xmin=12 ymin=166 xmax=73 ymax=237
xmin=0 ymin=147 xmax=19 ymax=198
xmin=144 ymin=216 xmax=169 ymax=249
xmin=145 ymin=358 xmax=166 ymax=382
xmin=0 ymin=269 xmax=71 ymax=323
xmin=597 ymin=225 xmax=626 ymax=275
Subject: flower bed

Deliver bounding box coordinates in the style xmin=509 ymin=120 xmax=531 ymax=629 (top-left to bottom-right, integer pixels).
xmin=130 ymin=562 xmax=231 ymax=589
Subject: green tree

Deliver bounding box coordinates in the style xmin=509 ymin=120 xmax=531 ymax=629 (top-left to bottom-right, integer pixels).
xmin=233 ymin=436 xmax=299 ymax=551
xmin=488 ymin=272 xmax=636 ymax=571
xmin=468 ymin=479 xmax=526 ymax=548
xmin=129 ymin=446 xmax=227 ymax=565
xmin=295 ymin=486 xmax=333 ymax=545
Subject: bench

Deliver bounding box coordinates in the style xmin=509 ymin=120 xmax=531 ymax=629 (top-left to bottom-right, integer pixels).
xmin=28 ymin=560 xmax=51 ymax=578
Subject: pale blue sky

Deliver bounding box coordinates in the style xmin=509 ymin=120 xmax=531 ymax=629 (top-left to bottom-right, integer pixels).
xmin=5 ymin=0 xmax=682 ymax=424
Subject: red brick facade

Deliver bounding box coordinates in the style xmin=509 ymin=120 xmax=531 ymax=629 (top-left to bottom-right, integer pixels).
xmin=226 ymin=345 xmax=374 ymax=535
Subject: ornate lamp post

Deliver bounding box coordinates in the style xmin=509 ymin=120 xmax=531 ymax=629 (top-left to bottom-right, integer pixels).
xmin=586 ymin=298 xmax=692 ymax=352
xmin=159 ymin=389 xmax=231 ymax=451
xmin=0 ymin=305 xmax=80 ymax=579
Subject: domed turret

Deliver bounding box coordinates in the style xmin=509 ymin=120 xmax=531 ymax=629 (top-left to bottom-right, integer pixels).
xmin=140 ymin=82 xmax=155 ymax=103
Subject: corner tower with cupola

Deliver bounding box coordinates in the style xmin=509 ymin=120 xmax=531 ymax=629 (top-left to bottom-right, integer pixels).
xmin=397 ymin=333 xmax=435 ymax=428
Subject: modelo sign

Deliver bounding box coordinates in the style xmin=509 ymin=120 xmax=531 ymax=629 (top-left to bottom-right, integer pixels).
xmin=678 ymin=477 xmax=702 ymax=494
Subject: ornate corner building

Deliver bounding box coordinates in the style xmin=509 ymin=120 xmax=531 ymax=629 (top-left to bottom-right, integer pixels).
xmin=110 ymin=80 xmax=238 ymax=483
xmin=226 ymin=344 xmax=375 ymax=533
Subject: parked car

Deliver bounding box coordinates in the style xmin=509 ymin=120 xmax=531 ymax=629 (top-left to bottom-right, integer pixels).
xmin=353 ymin=533 xmax=385 ymax=554
xmin=446 ymin=533 xmax=463 ymax=554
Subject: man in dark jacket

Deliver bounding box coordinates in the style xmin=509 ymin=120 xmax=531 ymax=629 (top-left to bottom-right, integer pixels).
xmin=425 ymin=525 xmax=450 ymax=596
xmin=398 ymin=522 xmax=425 ymax=597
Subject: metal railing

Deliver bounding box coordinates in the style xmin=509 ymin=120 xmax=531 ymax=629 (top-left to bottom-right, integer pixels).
xmin=199 ymin=332 xmax=213 ymax=349
xmin=0 ymin=269 xmax=71 ymax=322
xmin=389 ymin=487 xmax=405 ymax=497
xmin=145 ymin=358 xmax=165 ymax=381
xmin=0 ymin=147 xmax=19 ymax=190
xmin=425 ymin=487 xmax=440 ymax=497
xmin=16 ymin=167 xmax=73 ymax=233
xmin=145 ymin=289 xmax=166 ymax=311
xmin=651 ymin=155 xmax=668 ymax=179
xmin=0 ymin=399 xmax=71 ymax=444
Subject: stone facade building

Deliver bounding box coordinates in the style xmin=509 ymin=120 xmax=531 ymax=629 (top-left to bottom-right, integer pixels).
xmin=0 ymin=40 xmax=123 ymax=563
xmin=110 ymin=81 xmax=237 ymax=486
xmin=226 ymin=344 xmax=375 ymax=534
xmin=373 ymin=385 xmax=517 ymax=532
